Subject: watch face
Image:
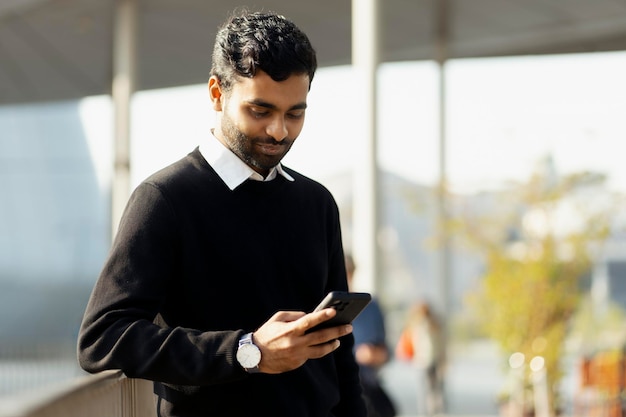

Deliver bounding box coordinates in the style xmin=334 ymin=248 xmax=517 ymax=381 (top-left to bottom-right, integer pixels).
xmin=237 ymin=343 xmax=261 ymax=368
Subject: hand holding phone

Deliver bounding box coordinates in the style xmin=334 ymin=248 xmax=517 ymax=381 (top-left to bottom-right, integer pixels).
xmin=306 ymin=291 xmax=371 ymax=333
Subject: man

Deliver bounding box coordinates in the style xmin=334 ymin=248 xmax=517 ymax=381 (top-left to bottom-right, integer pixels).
xmin=77 ymin=10 xmax=366 ymax=417
xmin=346 ymin=255 xmax=396 ymax=417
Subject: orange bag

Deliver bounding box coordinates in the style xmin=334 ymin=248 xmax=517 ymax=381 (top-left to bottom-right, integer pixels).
xmin=395 ymin=328 xmax=414 ymax=361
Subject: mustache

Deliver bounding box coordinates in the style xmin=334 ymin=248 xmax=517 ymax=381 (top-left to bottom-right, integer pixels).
xmin=254 ymin=137 xmax=292 ymax=145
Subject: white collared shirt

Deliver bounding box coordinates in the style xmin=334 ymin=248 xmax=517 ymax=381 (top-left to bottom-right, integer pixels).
xmin=198 ymin=133 xmax=294 ymax=190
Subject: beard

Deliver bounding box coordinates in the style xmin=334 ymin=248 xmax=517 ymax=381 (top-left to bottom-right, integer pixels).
xmin=221 ymin=111 xmax=295 ymax=174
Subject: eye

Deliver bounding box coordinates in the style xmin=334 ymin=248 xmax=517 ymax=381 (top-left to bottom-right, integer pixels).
xmin=249 ymin=107 xmax=269 ymax=118
xmin=287 ymin=111 xmax=305 ymax=120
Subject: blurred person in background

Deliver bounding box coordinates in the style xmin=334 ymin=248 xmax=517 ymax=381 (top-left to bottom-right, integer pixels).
xmin=77 ymin=9 xmax=366 ymax=417
xmin=396 ymin=300 xmax=445 ymax=416
xmin=346 ymin=254 xmax=396 ymax=417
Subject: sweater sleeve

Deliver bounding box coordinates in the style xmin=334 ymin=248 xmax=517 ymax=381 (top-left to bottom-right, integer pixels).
xmin=77 ymin=182 xmax=245 ymax=385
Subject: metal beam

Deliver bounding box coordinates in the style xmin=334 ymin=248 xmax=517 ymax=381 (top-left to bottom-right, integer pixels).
xmin=435 ymin=0 xmax=451 ymax=344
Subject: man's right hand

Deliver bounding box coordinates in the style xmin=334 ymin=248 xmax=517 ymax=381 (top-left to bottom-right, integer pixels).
xmin=249 ymin=308 xmax=353 ymax=374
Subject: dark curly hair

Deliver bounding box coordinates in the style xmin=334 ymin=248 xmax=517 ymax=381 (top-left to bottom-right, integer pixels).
xmin=210 ymin=10 xmax=317 ymax=92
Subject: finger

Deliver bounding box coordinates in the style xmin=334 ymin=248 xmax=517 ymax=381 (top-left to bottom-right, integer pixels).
xmin=295 ymin=308 xmax=337 ymax=333
xmin=271 ymin=310 xmax=306 ymax=323
xmin=308 ymin=324 xmax=353 ymax=346
xmin=308 ymin=338 xmax=341 ymax=359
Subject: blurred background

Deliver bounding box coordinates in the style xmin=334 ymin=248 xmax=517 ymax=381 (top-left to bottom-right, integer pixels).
xmin=1 ymin=1 xmax=626 ymax=416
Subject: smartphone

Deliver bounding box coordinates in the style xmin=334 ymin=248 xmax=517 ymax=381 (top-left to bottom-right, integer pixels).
xmin=306 ymin=291 xmax=372 ymax=333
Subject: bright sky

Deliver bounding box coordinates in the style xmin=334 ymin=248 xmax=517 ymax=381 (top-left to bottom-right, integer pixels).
xmin=79 ymin=50 xmax=626 ymax=195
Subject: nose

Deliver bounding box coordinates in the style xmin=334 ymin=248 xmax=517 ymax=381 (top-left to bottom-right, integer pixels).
xmin=266 ymin=116 xmax=288 ymax=142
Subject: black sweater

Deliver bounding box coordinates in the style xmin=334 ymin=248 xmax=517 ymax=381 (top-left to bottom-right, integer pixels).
xmin=77 ymin=148 xmax=366 ymax=417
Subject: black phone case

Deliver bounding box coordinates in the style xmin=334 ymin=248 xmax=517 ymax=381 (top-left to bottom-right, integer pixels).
xmin=307 ymin=291 xmax=372 ymax=333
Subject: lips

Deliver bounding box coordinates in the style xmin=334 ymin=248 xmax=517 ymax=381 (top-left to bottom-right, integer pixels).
xmin=257 ymin=142 xmax=285 ymax=155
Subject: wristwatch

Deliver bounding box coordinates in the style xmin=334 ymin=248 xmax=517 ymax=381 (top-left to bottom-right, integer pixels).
xmin=236 ymin=332 xmax=261 ymax=373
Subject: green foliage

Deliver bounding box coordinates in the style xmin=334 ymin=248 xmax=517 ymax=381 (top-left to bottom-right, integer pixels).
xmin=456 ymin=162 xmax=614 ymax=412
xmin=569 ymin=297 xmax=626 ymax=354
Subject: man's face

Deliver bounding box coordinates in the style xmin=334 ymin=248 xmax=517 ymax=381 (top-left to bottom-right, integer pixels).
xmin=211 ymin=70 xmax=310 ymax=176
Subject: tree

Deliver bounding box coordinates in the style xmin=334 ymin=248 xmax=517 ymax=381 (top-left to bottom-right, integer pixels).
xmin=457 ymin=161 xmax=614 ymax=414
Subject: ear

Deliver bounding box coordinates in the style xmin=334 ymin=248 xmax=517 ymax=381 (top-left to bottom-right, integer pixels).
xmin=208 ymin=76 xmax=223 ymax=111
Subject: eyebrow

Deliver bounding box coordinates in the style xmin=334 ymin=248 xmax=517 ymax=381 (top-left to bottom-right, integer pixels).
xmin=246 ymin=99 xmax=307 ymax=111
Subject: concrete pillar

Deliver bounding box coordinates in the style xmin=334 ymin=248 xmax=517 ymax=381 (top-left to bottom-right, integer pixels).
xmin=111 ymin=0 xmax=137 ymax=239
xmin=351 ymin=0 xmax=381 ymax=294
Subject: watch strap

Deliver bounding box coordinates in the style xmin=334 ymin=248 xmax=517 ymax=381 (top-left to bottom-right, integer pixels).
xmin=237 ymin=332 xmax=261 ymax=373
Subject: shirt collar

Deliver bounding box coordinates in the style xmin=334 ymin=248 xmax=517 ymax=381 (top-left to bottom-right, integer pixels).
xmin=199 ymin=132 xmax=294 ymax=190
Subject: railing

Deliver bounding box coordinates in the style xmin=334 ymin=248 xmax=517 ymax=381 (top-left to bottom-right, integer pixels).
xmin=0 ymin=371 xmax=156 ymax=417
